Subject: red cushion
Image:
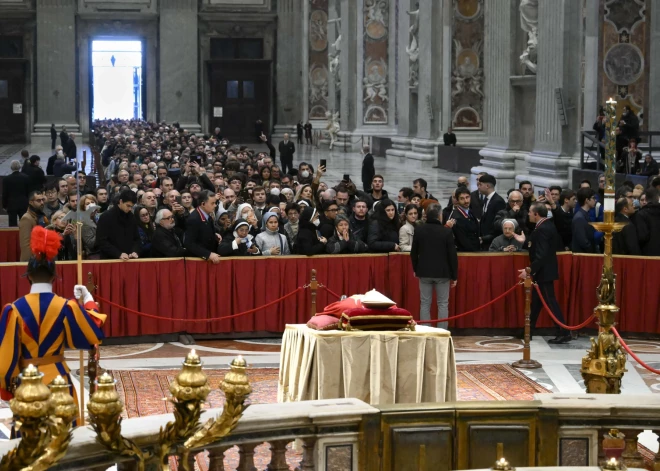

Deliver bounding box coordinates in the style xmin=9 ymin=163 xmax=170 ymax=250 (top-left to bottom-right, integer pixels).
xmin=307 ymin=314 xmax=340 ymax=331
xmin=316 ymin=297 xmax=363 ymax=318
xmin=340 ymin=307 xmax=415 ymax=331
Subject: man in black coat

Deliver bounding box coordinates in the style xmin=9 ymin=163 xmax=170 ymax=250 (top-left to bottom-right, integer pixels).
xmin=469 ymin=172 xmax=486 ymax=220
xmin=361 ymin=145 xmax=375 ymax=192
xmin=613 ymin=198 xmax=641 ymax=256
xmin=64 ymin=133 xmax=77 ymax=162
xmin=23 ymin=155 xmax=47 ymax=193
xmin=410 ymin=204 xmax=458 ymax=328
xmin=520 ymin=202 xmax=571 ymax=344
xmin=493 ymin=190 xmax=529 ymax=237
xmin=50 ymin=123 xmax=57 ymax=150
xmin=184 ymin=190 xmax=222 ymax=263
xmin=443 ymin=127 xmax=457 ymax=146
xmin=151 ymin=209 xmax=187 ymax=258
xmin=278 ymin=133 xmax=295 ymax=175
xmin=96 ymin=189 xmax=141 ymax=260
xmin=60 ymin=126 xmax=69 ymax=148
xmin=450 ymin=187 xmax=480 ymax=252
xmin=477 ymin=174 xmax=506 ymax=250
xmin=635 ymin=188 xmax=660 ymax=256
xmin=639 ymin=154 xmax=659 ymax=177
xmin=2 ymin=160 xmax=31 ymax=226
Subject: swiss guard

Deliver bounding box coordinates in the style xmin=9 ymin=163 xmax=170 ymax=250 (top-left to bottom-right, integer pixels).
xmin=0 ymin=226 xmax=106 ymax=410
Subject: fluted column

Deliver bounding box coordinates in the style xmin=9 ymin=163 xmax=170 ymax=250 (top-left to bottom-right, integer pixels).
xmin=34 ymin=0 xmax=77 ymax=132
xmin=339 ymin=0 xmax=357 ymax=132
xmin=159 ymin=0 xmax=199 ymax=130
xmin=525 ymin=0 xmax=581 ymax=187
xmin=472 ymin=0 xmax=517 ymax=190
xmin=649 ymin=0 xmax=660 ymax=130
xmin=274 ymin=0 xmax=304 ymax=137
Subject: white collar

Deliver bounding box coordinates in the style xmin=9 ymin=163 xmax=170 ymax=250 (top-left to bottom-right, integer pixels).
xmin=30 ymin=283 xmax=53 ymax=294
xmin=484 ymin=191 xmax=495 ymax=202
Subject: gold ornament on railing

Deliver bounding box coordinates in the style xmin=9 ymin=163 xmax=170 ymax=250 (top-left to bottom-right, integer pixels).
xmin=181 ymin=355 xmax=252 ymax=471
xmin=88 ymin=372 xmax=147 ymax=471
xmin=491 ymin=457 xmax=515 ymax=470
xmin=21 ymin=375 xmax=78 ymax=471
xmin=157 ymin=349 xmax=211 ymax=471
xmin=581 ymin=97 xmax=628 ymax=394
xmin=0 ymin=365 xmax=52 ymax=471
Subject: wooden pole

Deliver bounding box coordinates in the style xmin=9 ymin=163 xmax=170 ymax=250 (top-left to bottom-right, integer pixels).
xmin=310 ymin=269 xmax=318 ymax=317
xmin=76 ymin=222 xmax=86 ymax=425
xmin=512 ymin=267 xmax=542 ymax=369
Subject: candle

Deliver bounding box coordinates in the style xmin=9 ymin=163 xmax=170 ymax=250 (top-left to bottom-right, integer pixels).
xmin=238 ymin=355 xmax=243 ymax=362
xmin=606 ymin=97 xmax=617 ymax=105
xmin=191 ymin=349 xmax=196 ymax=356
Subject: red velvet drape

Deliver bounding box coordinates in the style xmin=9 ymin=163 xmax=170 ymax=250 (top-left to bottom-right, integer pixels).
xmin=0 ymin=229 xmax=20 ymax=264
xmin=1 ymin=253 xmax=658 ymax=337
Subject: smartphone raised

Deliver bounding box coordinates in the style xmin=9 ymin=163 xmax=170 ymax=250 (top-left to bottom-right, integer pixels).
xmin=342 ymin=174 xmax=350 ymax=182
xmin=320 ymin=159 xmax=327 ymax=169
xmin=537 ymin=189 xmax=545 ymax=197
xmin=397 ymin=202 xmax=405 ymax=214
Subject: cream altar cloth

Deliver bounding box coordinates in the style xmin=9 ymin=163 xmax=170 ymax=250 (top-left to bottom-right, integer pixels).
xmin=277 ymin=324 xmax=457 ymax=405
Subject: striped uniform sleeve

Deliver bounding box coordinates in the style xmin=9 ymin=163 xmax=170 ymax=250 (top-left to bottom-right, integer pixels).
xmin=0 ymin=304 xmax=20 ymax=400
xmin=62 ymin=299 xmax=106 ymax=350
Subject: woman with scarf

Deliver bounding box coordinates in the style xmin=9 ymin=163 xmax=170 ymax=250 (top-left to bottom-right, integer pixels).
xmin=326 ymin=215 xmax=368 ymax=254
xmin=296 ymin=206 xmax=327 ymax=255
xmin=218 ymin=219 xmax=261 ymax=256
xmin=134 ymin=204 xmax=155 ymax=257
xmin=255 ymin=212 xmax=291 ymax=256
xmin=368 ymin=198 xmax=402 ymax=253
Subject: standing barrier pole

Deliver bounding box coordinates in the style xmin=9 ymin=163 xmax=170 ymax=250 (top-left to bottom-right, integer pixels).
xmin=310 ymin=269 xmax=318 ymax=317
xmin=512 ymin=267 xmax=542 ymax=369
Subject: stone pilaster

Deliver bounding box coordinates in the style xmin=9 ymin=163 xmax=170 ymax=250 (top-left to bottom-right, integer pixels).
xmin=582 ymin=0 xmax=600 ymax=130
xmin=522 ymin=0 xmax=581 ymax=188
xmin=159 ymin=0 xmax=200 ymax=131
xmin=33 ymin=0 xmax=78 ymax=137
xmin=472 ymin=0 xmax=517 ymax=190
xmin=274 ymin=0 xmax=304 ymax=138
xmin=649 ymin=0 xmax=660 ymax=130
xmin=338 ymin=0 xmax=358 ymax=137
xmin=327 ymin=0 xmax=339 ymax=114
xmin=404 ymin=0 xmax=444 ymax=169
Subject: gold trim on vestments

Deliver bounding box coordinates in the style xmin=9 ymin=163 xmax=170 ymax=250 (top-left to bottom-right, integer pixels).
xmin=286 ymin=324 xmax=451 ymax=338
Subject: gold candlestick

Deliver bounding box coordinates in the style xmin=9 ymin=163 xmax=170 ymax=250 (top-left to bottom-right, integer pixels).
xmin=580 ymin=97 xmax=627 ymax=394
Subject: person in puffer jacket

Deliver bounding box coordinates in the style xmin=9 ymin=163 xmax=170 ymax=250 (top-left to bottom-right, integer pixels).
xmin=255 ymin=212 xmax=290 ymax=256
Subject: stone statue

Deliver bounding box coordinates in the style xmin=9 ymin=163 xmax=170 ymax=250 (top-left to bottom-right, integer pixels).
xmin=325 ymin=110 xmax=340 ymax=150
xmin=365 ymin=0 xmax=388 ymax=25
xmin=451 ymin=39 xmax=483 ymax=100
xmin=406 ymin=4 xmax=420 ymax=88
xmin=363 ymin=59 xmax=387 ymax=103
xmin=519 ymin=0 xmax=538 ymax=74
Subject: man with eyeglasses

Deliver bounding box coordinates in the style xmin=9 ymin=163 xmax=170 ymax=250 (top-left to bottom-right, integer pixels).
xmin=151 ymin=209 xmax=187 ymax=257
xmin=493 ymin=191 xmax=530 ymax=237
xmin=319 ymin=200 xmax=339 ymax=239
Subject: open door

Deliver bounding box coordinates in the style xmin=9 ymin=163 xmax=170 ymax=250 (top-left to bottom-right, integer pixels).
xmin=0 ymin=60 xmax=26 ymax=143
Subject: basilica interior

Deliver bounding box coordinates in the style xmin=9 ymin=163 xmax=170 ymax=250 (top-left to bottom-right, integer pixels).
xmin=1 ymin=0 xmax=660 ymax=470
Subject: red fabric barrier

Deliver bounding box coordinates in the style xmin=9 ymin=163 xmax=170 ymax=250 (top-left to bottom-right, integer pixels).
xmin=0 ymin=229 xmax=20 ymax=263
xmin=0 ymin=252 xmax=658 ymax=337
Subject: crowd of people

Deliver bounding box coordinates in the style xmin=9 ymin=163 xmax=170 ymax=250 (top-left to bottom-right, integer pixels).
xmin=3 ymin=119 xmax=659 ymax=266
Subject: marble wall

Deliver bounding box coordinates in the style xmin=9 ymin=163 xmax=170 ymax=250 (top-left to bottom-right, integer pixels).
xmin=451 ymin=0 xmax=484 ymax=131
xmin=600 ymin=0 xmax=649 ymax=127
xmin=308 ymin=0 xmax=329 ymax=119
xmin=361 ymin=0 xmax=390 ymax=124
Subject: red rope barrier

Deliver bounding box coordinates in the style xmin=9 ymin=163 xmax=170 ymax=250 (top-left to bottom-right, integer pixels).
xmin=95 ymin=287 xmax=305 ymax=323
xmin=612 ymin=327 xmax=660 ymax=375
xmin=417 ymin=282 xmax=522 ymax=325
xmin=321 ymin=286 xmax=343 ymax=299
xmin=533 ymin=284 xmax=596 ymax=331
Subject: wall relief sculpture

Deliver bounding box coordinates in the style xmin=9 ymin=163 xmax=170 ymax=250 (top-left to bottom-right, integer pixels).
xmin=328 ymin=17 xmax=341 ymax=87
xmin=362 ymin=0 xmax=389 ymax=124
xmin=406 ymin=4 xmax=419 ymax=89
xmin=519 ymin=0 xmax=538 ymax=74
xmin=308 ymin=0 xmax=329 ymax=119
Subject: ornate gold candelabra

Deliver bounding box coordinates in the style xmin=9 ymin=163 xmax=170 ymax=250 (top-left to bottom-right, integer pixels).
xmin=581 ymin=97 xmax=627 ymax=394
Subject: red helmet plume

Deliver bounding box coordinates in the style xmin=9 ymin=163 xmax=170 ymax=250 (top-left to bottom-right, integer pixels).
xmin=30 ymin=226 xmax=62 ymax=261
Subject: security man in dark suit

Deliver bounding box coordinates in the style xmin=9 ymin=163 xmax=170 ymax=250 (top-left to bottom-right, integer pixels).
xmin=518 ymin=202 xmax=571 ymax=344
xmin=184 ymin=190 xmax=222 ymax=264
xmin=278 ymin=133 xmax=296 ymax=175
xmin=450 ymin=187 xmax=481 ymax=252
xmin=469 ymin=172 xmax=486 ymax=220
xmin=477 ymin=174 xmax=507 ymax=250
xmin=2 ymin=160 xmax=31 ymax=226
xmin=613 ymin=197 xmax=641 ymax=255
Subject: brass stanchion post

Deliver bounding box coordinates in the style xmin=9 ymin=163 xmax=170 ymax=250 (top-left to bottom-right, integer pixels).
xmin=310 ymin=269 xmax=318 ymax=317
xmin=512 ymin=268 xmax=542 ymax=369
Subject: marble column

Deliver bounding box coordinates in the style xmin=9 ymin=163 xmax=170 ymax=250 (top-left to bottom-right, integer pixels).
xmin=582 ymin=0 xmax=600 ymax=130
xmin=522 ymin=0 xmax=581 ymax=188
xmin=405 ymin=0 xmax=444 ymax=169
xmin=471 ymin=0 xmax=518 ymax=190
xmin=33 ymin=0 xmax=78 ymax=138
xmin=159 ymin=0 xmax=200 ymax=131
xmin=649 ymin=0 xmax=660 ymax=130
xmin=273 ymin=0 xmax=304 ymax=139
xmin=386 ymin=0 xmax=413 ymax=163
xmin=336 ymin=0 xmax=358 ymax=149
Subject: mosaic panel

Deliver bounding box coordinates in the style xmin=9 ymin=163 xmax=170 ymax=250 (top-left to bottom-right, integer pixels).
xmin=309 ymin=0 xmax=329 ymax=119
xmin=363 ymin=0 xmax=390 ymax=124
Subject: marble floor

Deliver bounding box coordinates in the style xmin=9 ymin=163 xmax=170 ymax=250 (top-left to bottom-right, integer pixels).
xmin=0 ymin=141 xmax=461 ymax=227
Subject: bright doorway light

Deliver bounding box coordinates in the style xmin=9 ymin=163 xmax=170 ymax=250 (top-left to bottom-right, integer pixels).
xmin=91 ymin=40 xmax=143 ymax=120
